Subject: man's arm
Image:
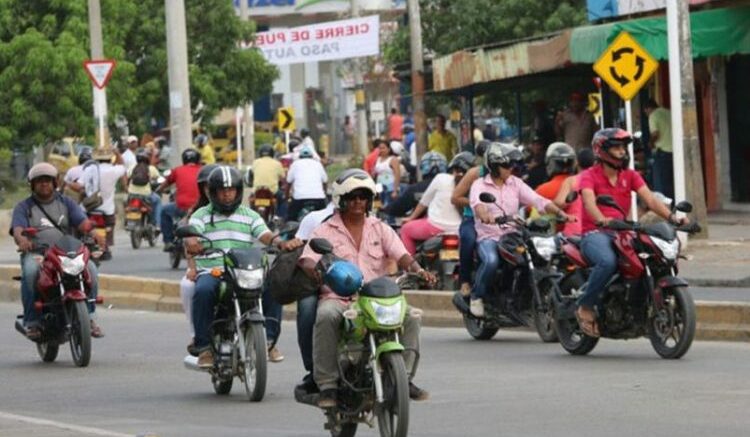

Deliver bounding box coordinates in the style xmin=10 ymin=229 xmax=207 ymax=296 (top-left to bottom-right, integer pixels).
xmin=581 ymin=188 xmax=608 ymax=225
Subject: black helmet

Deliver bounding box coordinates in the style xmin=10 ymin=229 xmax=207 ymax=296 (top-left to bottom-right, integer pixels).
xmin=448 ymin=152 xmax=474 ymax=173
xmin=475 ymin=139 xmax=491 ymax=158
xmin=545 ymin=142 xmax=576 ymax=176
xmin=78 ymin=149 xmax=92 ymax=165
xmin=135 ymin=148 xmax=151 ymax=165
xmin=300 ymin=128 xmax=310 ymax=138
xmin=288 ymin=138 xmax=301 ymax=150
xmin=207 ymin=166 xmax=243 ymax=215
xmin=197 ymin=163 xmax=218 ymax=185
xmin=182 ymin=148 xmax=200 ymax=165
xmin=258 ymin=144 xmax=274 ymax=158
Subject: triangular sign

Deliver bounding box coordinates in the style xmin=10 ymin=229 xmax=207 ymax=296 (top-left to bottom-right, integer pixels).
xmin=83 ymin=60 xmax=116 ymax=89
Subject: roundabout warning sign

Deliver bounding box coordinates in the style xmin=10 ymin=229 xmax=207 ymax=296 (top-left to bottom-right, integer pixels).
xmin=593 ymin=31 xmax=658 ymax=101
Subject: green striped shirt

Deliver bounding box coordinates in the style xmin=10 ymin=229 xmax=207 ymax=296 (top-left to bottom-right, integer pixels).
xmin=189 ymin=204 xmax=271 ymax=272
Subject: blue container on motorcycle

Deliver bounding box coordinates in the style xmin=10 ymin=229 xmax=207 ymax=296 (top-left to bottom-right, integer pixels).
xmin=324 ymin=260 xmax=363 ymax=297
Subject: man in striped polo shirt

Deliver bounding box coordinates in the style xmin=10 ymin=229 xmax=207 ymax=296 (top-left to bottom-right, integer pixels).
xmin=185 ymin=166 xmax=302 ymax=367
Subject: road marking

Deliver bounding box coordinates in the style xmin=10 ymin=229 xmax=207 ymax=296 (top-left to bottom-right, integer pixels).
xmin=0 ymin=410 xmax=135 ymax=437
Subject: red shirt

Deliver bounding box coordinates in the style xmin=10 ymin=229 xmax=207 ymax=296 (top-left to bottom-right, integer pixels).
xmin=363 ymin=148 xmax=380 ymax=176
xmin=167 ymin=163 xmax=201 ymax=211
xmin=388 ymin=114 xmax=404 ymax=140
xmin=579 ymin=164 xmax=645 ymax=233
xmin=535 ymin=174 xmax=568 ymax=201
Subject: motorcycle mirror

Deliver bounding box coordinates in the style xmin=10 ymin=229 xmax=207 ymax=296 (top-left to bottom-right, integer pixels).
xmin=309 ymin=238 xmax=333 ymax=255
xmin=675 ymin=201 xmax=693 ymax=214
xmin=174 ymin=226 xmax=205 ymax=240
xmin=479 ymin=192 xmax=496 ymax=203
xmin=565 ymin=190 xmax=578 ymax=204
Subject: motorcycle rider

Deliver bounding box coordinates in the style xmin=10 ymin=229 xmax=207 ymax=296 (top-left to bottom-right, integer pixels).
xmin=469 ymin=143 xmax=571 ymax=317
xmin=195 ymin=133 xmax=215 ymax=165
xmin=185 ymin=166 xmax=302 ymax=367
xmin=82 ymin=147 xmax=127 ymax=261
xmin=576 ymin=128 xmax=688 ymax=337
xmin=11 ymin=163 xmax=107 ymax=339
xmin=400 ymin=152 xmax=472 ymax=254
xmin=157 ymin=149 xmax=202 ymax=252
xmin=535 ymin=142 xmax=577 ymax=202
xmin=60 ymin=148 xmax=92 ymax=200
xmin=299 ymin=169 xmax=435 ymax=408
xmin=251 ymin=143 xmax=287 ymax=218
xmin=127 ymin=148 xmax=163 ymax=231
xmin=286 ymin=145 xmax=327 ymax=222
xmin=384 ymin=151 xmax=447 ymax=218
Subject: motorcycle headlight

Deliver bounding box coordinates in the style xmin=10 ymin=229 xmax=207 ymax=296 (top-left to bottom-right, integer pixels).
xmin=370 ymin=301 xmax=403 ymax=326
xmin=235 ymin=268 xmax=264 ymax=289
xmin=531 ymin=236 xmax=557 ymax=261
xmin=650 ymin=236 xmax=680 ymax=261
xmin=61 ymin=253 xmax=86 ymax=276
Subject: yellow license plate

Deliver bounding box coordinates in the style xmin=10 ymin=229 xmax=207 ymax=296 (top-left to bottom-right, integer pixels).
xmin=254 ymin=198 xmax=271 ymax=207
xmin=94 ymin=228 xmax=107 ymax=238
xmin=439 ymin=249 xmax=459 ymax=261
xmin=126 ymin=212 xmax=142 ymax=220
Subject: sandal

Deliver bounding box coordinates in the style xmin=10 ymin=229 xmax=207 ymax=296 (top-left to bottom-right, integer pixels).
xmin=90 ymin=320 xmax=105 ymax=338
xmin=575 ymin=306 xmax=600 ymax=338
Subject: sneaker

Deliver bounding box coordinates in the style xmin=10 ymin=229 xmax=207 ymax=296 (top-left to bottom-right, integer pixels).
xmin=197 ymin=350 xmax=214 ymax=368
xmin=470 ymin=298 xmax=485 ymax=318
xmin=90 ymin=320 xmax=105 ymax=338
xmin=187 ymin=339 xmax=199 ymax=357
xmin=162 ymin=242 xmax=174 ymax=253
xmin=409 ymin=382 xmax=430 ymax=401
xmin=268 ymin=346 xmax=284 ymax=363
xmin=317 ymin=388 xmax=337 ymax=408
xmin=295 ymin=373 xmax=319 ymax=395
xmin=460 ymin=283 xmax=472 ymax=297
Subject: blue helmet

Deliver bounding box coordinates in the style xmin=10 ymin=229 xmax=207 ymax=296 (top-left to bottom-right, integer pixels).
xmin=299 ymin=145 xmax=314 ymax=159
xmin=419 ymin=151 xmax=447 ymax=178
xmin=324 ymin=260 xmax=363 ymax=297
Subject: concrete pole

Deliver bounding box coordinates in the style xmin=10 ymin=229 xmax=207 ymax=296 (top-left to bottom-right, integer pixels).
xmin=165 ymin=0 xmax=193 ymax=167
xmin=667 ymin=0 xmax=708 ymax=238
xmin=352 ymin=0 xmax=369 ymax=158
xmin=407 ymin=0 xmax=427 ymax=167
xmin=239 ymin=0 xmax=255 ymax=168
xmin=87 ymin=0 xmax=109 ymax=150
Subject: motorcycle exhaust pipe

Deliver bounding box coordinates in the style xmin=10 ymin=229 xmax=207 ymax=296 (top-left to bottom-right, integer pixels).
xmin=183 ymin=355 xmax=209 ymax=372
xmin=14 ymin=318 xmax=27 ymax=336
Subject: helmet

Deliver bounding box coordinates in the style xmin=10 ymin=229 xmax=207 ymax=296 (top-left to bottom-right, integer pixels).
xmin=78 ymin=149 xmax=92 ymax=165
xmin=545 ymin=142 xmax=576 ymax=176
xmin=207 ymin=166 xmax=243 ymax=215
xmin=323 ymin=260 xmax=363 ymax=297
xmin=484 ymin=142 xmax=523 ymax=175
xmin=195 ymin=133 xmax=209 ymax=147
xmin=475 ymin=139 xmax=491 ymax=158
xmin=288 ymin=138 xmax=300 ymax=150
xmin=243 ymin=166 xmax=254 ymax=187
xmin=300 ymin=128 xmax=310 ymax=138
xmin=577 ymin=147 xmax=595 ymax=170
xmin=448 ymin=152 xmax=474 ymax=173
xmin=592 ymin=128 xmax=631 ymax=169
xmin=197 ymin=163 xmax=219 ymax=185
xmin=28 ymin=163 xmax=58 ymax=185
xmin=182 ymin=148 xmax=200 ymax=164
xmin=298 ymin=146 xmax=314 ymax=159
xmin=331 ymin=168 xmax=377 ymax=211
xmin=419 ymin=151 xmax=447 ymax=179
xmin=258 ymin=144 xmax=274 ymax=158
xmin=127 ymin=135 xmax=139 ymax=145
xmin=135 ymin=148 xmax=151 ymax=165
xmin=389 ymin=141 xmax=404 ymax=156
xmin=92 ymin=147 xmax=114 ymax=162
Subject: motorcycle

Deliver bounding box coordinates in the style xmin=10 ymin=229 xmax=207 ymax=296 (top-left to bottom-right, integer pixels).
xmin=295 ymin=238 xmax=419 ymax=437
xmin=178 ymin=226 xmax=269 ymax=401
xmin=125 ymin=194 xmax=157 ymax=249
xmin=250 ymin=186 xmax=281 ymax=231
xmin=14 ymin=229 xmax=103 ymax=367
xmin=399 ymin=234 xmax=459 ymax=291
xmin=553 ymin=195 xmax=700 ymax=359
xmin=86 ymin=211 xmax=110 ymax=261
xmin=452 ymin=192 xmax=561 ymax=342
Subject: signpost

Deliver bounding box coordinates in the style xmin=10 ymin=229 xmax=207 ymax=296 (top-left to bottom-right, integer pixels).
xmin=369 ymin=101 xmax=385 ymax=138
xmin=83 ymin=59 xmax=116 ymax=150
xmin=277 ymin=107 xmax=295 ymax=152
xmin=588 ymin=93 xmax=603 ymax=128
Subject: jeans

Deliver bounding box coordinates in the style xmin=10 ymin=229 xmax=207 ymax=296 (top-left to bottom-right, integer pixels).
xmin=458 ymin=217 xmax=477 ymax=285
xmin=275 ymin=190 xmax=288 ymax=220
xmin=21 ymin=253 xmax=99 ymax=326
xmin=262 ymin=284 xmax=283 ymax=345
xmin=149 ymin=193 xmax=163 ymax=228
xmin=472 ymin=239 xmax=500 ymax=300
xmin=192 ymin=274 xmax=221 ymax=350
xmin=161 ymin=202 xmax=186 ymax=244
xmin=400 ymin=218 xmax=443 ymax=255
xmin=579 ymin=231 xmax=618 ymax=309
xmin=380 ymin=191 xmax=396 ymax=225
xmin=287 ymin=198 xmax=326 ymax=222
xmin=652 ymin=150 xmax=674 ymax=199
xmin=297 ymin=294 xmax=318 ymax=373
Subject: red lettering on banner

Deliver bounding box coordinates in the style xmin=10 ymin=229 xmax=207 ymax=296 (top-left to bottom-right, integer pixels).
xmin=256 ymin=31 xmax=286 ymax=46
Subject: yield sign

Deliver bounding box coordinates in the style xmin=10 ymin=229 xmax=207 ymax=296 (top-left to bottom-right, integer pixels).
xmin=593 ymin=31 xmax=658 ymax=101
xmin=83 ymin=59 xmax=116 ymax=89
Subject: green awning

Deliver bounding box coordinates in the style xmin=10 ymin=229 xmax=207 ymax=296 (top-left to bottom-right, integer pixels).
xmin=570 ymin=6 xmax=750 ymax=63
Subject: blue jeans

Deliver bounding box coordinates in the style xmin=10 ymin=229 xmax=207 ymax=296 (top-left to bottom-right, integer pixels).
xmin=296 ymin=294 xmax=318 ymax=373
xmin=192 ymin=274 xmax=221 ymax=350
xmin=21 ymin=253 xmax=99 ymax=326
xmin=579 ymin=231 xmax=618 ymax=309
xmin=652 ymin=150 xmax=674 ymax=199
xmin=161 ymin=202 xmax=186 ymax=244
xmin=459 ymin=216 xmax=477 ymax=284
xmin=148 ymin=193 xmax=162 ymax=228
xmin=472 ymin=239 xmax=500 ymax=300
xmin=262 ymin=284 xmax=282 ymax=345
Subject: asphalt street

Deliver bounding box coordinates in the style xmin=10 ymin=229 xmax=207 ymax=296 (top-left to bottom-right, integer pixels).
xmin=1 ymin=303 xmax=749 ymax=437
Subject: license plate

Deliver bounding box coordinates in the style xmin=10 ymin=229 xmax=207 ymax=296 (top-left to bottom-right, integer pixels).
xmin=254 ymin=198 xmax=271 ymax=207
xmin=439 ymin=249 xmax=459 ymax=261
xmin=94 ymin=228 xmax=107 ymax=238
xmin=126 ymin=211 xmax=142 ymax=220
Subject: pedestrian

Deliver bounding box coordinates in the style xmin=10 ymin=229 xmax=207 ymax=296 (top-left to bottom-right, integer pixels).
xmin=342 ymin=115 xmax=354 ymax=152
xmin=482 ymin=120 xmax=496 ymax=142
xmin=428 ymin=114 xmax=459 ymax=161
xmin=555 ymin=92 xmax=598 ymax=152
xmin=195 ymin=133 xmax=215 ymax=165
xmin=387 ymin=107 xmax=404 ymax=141
xmin=644 ymin=98 xmax=674 ymax=199
xmin=122 ymin=135 xmax=139 ymax=170
xmin=524 ymin=136 xmax=548 ymax=189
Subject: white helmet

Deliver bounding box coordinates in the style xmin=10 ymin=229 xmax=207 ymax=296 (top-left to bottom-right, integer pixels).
xmin=28 ymin=162 xmax=58 ymax=183
xmin=389 ymin=141 xmax=404 ymax=156
xmin=331 ymin=169 xmax=377 ymax=211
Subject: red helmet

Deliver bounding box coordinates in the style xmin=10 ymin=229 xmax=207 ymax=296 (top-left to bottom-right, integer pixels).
xmin=592 ymin=128 xmax=631 ymax=169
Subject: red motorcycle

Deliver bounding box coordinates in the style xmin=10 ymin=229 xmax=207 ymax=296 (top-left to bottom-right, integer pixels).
xmin=14 ymin=229 xmax=103 ymax=367
xmin=125 ymin=194 xmax=157 ymax=249
xmin=553 ymin=195 xmax=700 ymax=359
xmin=250 ymin=187 xmax=277 ymax=230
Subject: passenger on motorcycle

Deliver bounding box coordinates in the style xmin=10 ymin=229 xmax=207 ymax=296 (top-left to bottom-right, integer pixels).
xmin=251 ymin=144 xmax=287 ymax=218
xmin=576 ymin=128 xmax=688 ymax=337
xmin=127 ymin=148 xmax=163 ymax=231
xmin=469 ymin=143 xmax=570 ymax=318
xmin=535 ymin=142 xmax=576 ymax=202
xmin=553 ymin=147 xmax=596 ymax=236
xmin=286 ymin=145 xmax=327 ymax=222
xmin=185 ymin=166 xmax=303 ymax=368
xmin=400 ymin=152 xmax=472 ymax=254
xmin=383 ymin=151 xmax=447 ymax=218
xmin=60 ymin=148 xmax=92 ymax=199
xmin=299 ymin=169 xmax=434 ymax=408
xmin=12 ymin=163 xmax=107 ymax=339
xmin=157 ymin=149 xmax=202 ymax=251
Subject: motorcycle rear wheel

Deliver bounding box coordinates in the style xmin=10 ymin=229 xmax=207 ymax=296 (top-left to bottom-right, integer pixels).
xmin=648 ymin=286 xmax=696 ymax=359
xmin=242 ymin=323 xmax=267 ymax=402
xmin=376 ymin=352 xmax=410 ymax=437
xmin=533 ymin=279 xmax=559 ymax=343
xmin=330 ymin=423 xmax=358 ymax=437
xmin=463 ymin=314 xmax=499 ymax=340
xmin=130 ymin=229 xmax=142 ymax=250
xmin=212 ymin=376 xmax=233 ymax=395
xmin=69 ymin=301 xmax=91 ymax=367
xmin=37 ymin=341 xmax=59 ymax=363
xmin=147 ymin=227 xmax=156 ymax=247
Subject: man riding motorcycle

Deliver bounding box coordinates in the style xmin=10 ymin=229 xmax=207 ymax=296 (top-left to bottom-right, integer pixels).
xmin=11 ymin=163 xmax=106 ymax=339
xmin=127 ymin=148 xmax=163 ymax=231
xmin=251 ymin=144 xmax=287 ymax=219
xmin=185 ymin=166 xmax=302 ymax=367
xmin=299 ymin=169 xmax=435 ymax=408
xmin=158 ymin=148 xmax=202 ymax=251
xmin=576 ymin=128 xmax=688 ymax=337
xmin=384 ymin=151 xmax=448 ymax=218
xmin=286 ymin=146 xmax=327 ymax=222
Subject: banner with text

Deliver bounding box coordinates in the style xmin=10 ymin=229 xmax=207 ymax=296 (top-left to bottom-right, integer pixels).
xmin=252 ymin=15 xmax=380 ymax=65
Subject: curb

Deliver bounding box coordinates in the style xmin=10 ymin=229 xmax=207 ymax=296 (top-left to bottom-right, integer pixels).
xmin=1 ymin=266 xmax=748 ymax=342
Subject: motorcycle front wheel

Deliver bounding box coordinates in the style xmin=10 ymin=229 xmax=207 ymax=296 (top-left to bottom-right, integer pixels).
xmin=532 ymin=279 xmax=559 ymax=343
xmin=68 ymin=301 xmax=91 ymax=367
xmin=330 ymin=423 xmax=358 ymax=437
xmin=241 ymin=323 xmax=267 ymax=402
xmin=37 ymin=341 xmax=59 ymax=363
xmin=649 ymin=286 xmax=696 ymax=359
xmin=463 ymin=314 xmax=499 ymax=340
xmin=376 ymin=352 xmax=409 ymax=437
xmin=212 ymin=376 xmax=233 ymax=395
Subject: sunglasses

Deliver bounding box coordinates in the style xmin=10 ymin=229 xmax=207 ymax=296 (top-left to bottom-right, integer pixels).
xmin=344 ymin=192 xmax=373 ymax=201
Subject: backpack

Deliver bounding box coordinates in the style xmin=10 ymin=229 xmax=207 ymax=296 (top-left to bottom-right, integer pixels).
xmin=265 ymin=246 xmax=318 ymax=305
xmin=130 ymin=163 xmax=150 ymax=186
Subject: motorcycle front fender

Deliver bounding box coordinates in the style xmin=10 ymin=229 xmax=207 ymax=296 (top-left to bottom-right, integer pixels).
xmin=241 ymin=310 xmax=265 ymax=325
xmin=375 ymin=340 xmax=405 ymax=362
xmin=657 ymin=276 xmax=689 ymax=289
xmin=62 ymin=290 xmax=87 ymax=302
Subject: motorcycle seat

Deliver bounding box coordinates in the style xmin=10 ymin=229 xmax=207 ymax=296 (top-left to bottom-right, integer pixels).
xmin=416 ymin=236 xmax=442 ymax=254
xmin=360 ymin=277 xmax=402 ymax=298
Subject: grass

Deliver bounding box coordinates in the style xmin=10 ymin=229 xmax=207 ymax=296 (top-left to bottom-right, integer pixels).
xmin=0 ymin=187 xmax=29 ymax=210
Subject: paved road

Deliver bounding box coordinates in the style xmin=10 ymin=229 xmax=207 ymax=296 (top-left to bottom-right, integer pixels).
xmin=1 ymin=303 xmax=749 ymax=437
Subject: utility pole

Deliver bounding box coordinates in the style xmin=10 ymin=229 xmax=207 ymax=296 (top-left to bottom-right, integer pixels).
xmin=351 ymin=0 xmax=369 ymax=158
xmin=667 ymin=0 xmax=708 ymax=238
xmin=165 ymin=0 xmax=193 ymax=167
xmin=87 ymin=0 xmax=109 ymax=149
xmin=239 ymin=0 xmax=255 ymax=167
xmin=407 ymin=0 xmax=427 ymax=168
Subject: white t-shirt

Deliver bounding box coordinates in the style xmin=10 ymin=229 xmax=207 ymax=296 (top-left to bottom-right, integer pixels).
xmin=295 ymin=202 xmax=335 ymax=240
xmin=121 ymin=149 xmax=137 ymax=170
xmin=287 ymin=158 xmax=327 ymax=200
xmin=419 ymin=173 xmax=461 ymax=232
xmin=64 ymin=165 xmax=85 ymax=185
xmin=83 ymin=162 xmax=127 ymax=215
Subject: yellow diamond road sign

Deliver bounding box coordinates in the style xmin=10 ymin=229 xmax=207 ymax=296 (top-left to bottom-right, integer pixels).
xmin=277 ymin=107 xmax=295 ymax=132
xmin=593 ymin=31 xmax=658 ymax=102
